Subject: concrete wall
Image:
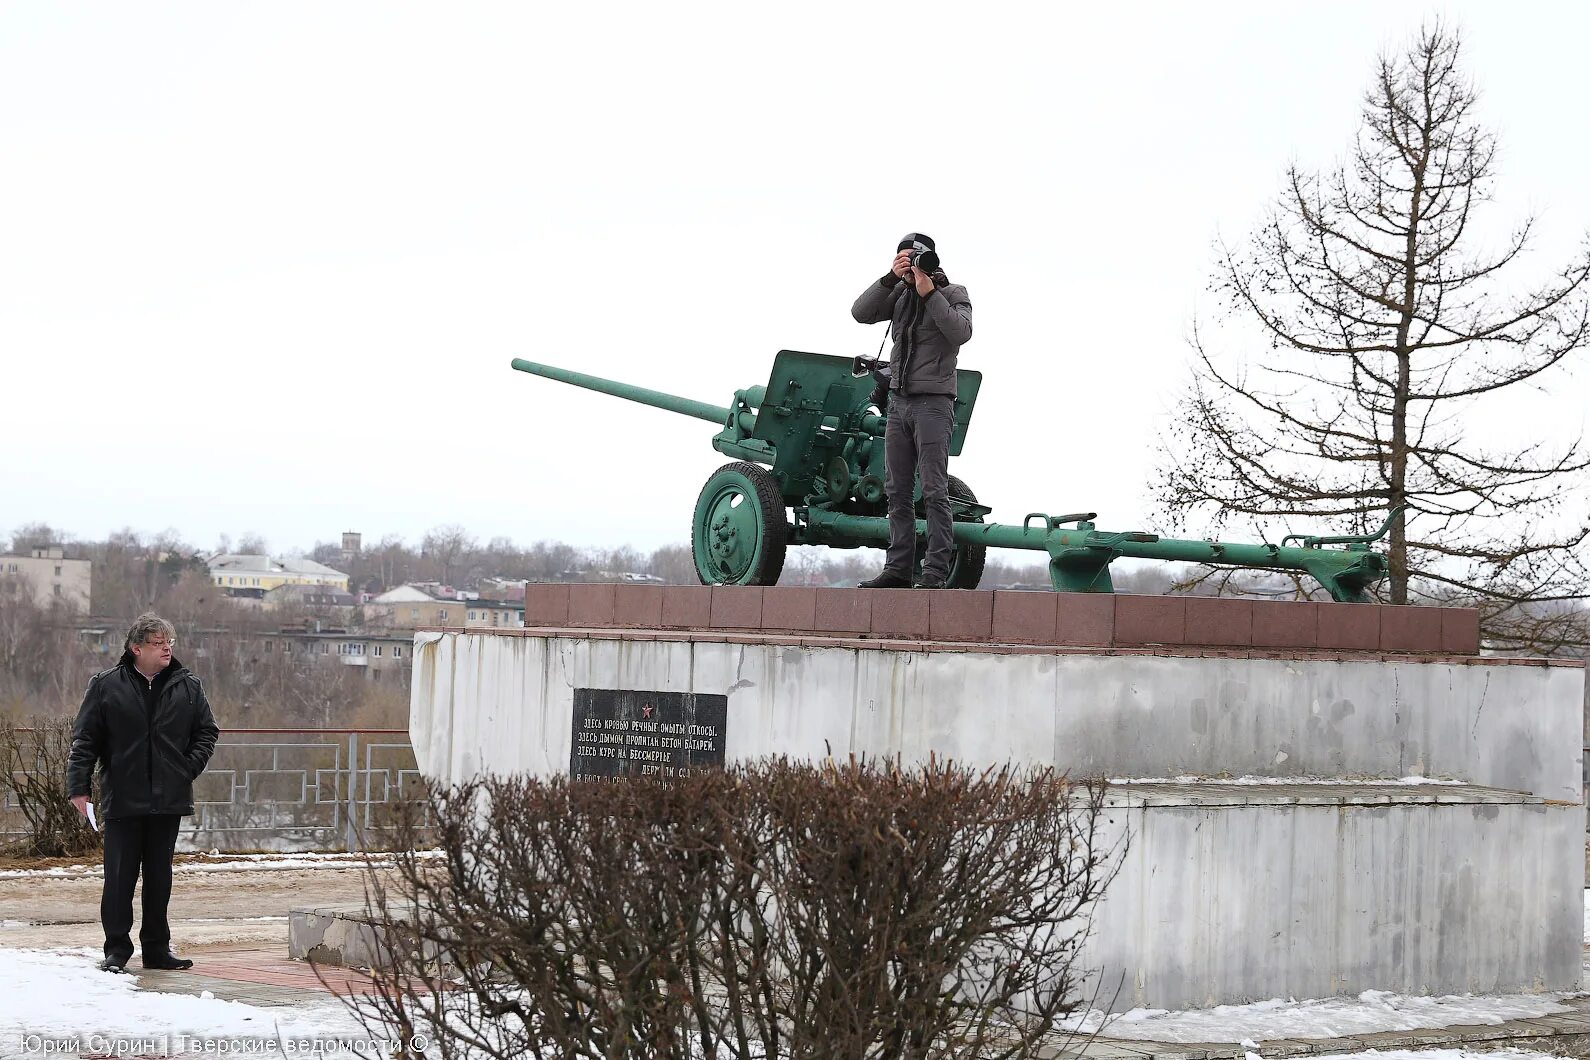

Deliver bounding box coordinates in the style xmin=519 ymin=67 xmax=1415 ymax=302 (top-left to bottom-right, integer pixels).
xmin=409 ymin=631 xmax=1586 ymax=1008
xmin=1093 ymin=792 xmax=1582 ymax=1008
xmin=410 ymin=632 xmax=1582 ymax=800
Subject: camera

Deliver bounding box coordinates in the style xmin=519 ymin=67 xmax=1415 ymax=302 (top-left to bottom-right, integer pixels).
xmin=900 ymin=232 xmax=939 ymax=274
xmin=851 ymin=355 xmax=893 ymax=410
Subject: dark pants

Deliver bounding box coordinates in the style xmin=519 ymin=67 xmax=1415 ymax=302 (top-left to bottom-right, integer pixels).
xmin=101 ymin=813 xmax=182 ymax=963
xmin=884 ymin=392 xmax=955 ymax=580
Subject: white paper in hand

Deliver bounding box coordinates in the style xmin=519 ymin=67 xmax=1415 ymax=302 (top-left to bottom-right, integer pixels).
xmin=86 ymin=802 xmax=98 ymax=832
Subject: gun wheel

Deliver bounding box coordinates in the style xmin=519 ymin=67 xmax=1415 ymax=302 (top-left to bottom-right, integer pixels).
xmin=693 ymin=462 xmax=788 ymax=586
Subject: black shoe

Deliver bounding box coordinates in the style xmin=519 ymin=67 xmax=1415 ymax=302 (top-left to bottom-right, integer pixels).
xmin=98 ymin=957 xmax=129 ymax=974
xmin=913 ymin=573 xmax=947 ymax=589
xmin=141 ymin=951 xmax=194 ymax=970
xmin=858 ymin=571 xmax=912 ymax=589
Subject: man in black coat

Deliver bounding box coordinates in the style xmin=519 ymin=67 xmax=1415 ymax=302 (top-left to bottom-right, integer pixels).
xmin=67 ymin=612 xmax=220 ymax=972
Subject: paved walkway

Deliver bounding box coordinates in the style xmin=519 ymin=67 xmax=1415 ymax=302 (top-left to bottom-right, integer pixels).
xmin=1054 ymin=997 xmax=1590 ymax=1057
xmin=131 ymin=945 xmax=394 ymax=1008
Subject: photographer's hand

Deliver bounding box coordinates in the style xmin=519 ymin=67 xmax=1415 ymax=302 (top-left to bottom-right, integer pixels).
xmin=912 ymin=268 xmax=935 ymax=298
xmin=891 ymin=251 xmax=913 ymax=280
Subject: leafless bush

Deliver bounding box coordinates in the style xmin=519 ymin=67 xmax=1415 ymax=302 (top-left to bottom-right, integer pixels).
xmin=356 ymin=758 xmax=1119 ymax=1059
xmin=0 ymin=715 xmax=101 ymax=858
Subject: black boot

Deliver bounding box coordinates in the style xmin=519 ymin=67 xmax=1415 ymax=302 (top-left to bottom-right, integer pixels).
xmin=97 ymin=956 xmax=128 ymax=974
xmin=858 ymin=570 xmax=912 ymax=589
xmin=142 ymin=950 xmax=194 ymax=970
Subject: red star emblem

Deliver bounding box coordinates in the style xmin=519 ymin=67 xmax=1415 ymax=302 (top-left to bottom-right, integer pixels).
xmin=642 ymin=703 xmax=655 ymax=719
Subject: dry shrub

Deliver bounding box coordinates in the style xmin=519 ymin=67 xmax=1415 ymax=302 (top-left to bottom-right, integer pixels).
xmin=358 ymin=757 xmax=1120 ymax=1059
xmin=0 ymin=715 xmax=101 ymax=858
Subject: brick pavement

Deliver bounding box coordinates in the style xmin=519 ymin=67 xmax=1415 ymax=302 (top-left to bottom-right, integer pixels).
xmin=130 ymin=944 xmax=433 ymax=1007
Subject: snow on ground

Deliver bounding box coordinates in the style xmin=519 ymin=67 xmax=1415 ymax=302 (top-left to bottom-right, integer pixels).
xmin=0 ymin=948 xmax=382 ymax=1052
xmin=1107 ymin=775 xmax=1467 ymax=785
xmin=1315 ymin=1053 xmax=1562 ymax=1060
xmin=1069 ymin=989 xmax=1574 ymax=1043
xmin=0 ymin=850 xmax=442 ymax=880
xmin=0 ymin=947 xmax=1578 ymax=1060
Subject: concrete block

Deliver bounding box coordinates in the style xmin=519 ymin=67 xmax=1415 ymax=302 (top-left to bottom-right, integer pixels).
xmin=566 ymin=583 xmax=617 ymax=626
xmin=1442 ymin=606 xmax=1481 ymax=654
xmin=661 ymin=585 xmax=712 ymax=628
xmin=1380 ymin=605 xmax=1444 ymax=653
xmin=613 ymin=583 xmax=664 ymax=627
xmin=523 ymin=583 xmax=569 ymax=626
xmin=1054 ymin=594 xmax=1115 ymax=647
xmin=1317 ymin=604 xmax=1379 ymax=650
xmin=930 ymin=590 xmax=993 ymax=641
xmin=992 ymin=590 xmax=1058 ymax=644
xmin=1087 ymin=793 xmax=1582 ymax=1011
xmin=760 ymin=586 xmax=817 ymax=631
xmin=1184 ymin=597 xmax=1252 ymax=647
xmin=710 ymin=586 xmax=764 ymax=629
xmin=1250 ymin=600 xmax=1317 ymax=648
xmin=814 ymin=589 xmax=871 ymax=633
xmin=1115 ymin=595 xmax=1185 ymax=646
xmin=870 ymin=588 xmax=930 ymax=638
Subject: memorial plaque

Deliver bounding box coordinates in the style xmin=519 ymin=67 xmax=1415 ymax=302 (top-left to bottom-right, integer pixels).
xmin=570 ymin=688 xmax=728 ymax=779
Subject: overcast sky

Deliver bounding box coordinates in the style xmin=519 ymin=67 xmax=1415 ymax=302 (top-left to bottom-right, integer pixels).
xmin=3 ymin=2 xmax=1586 ymax=558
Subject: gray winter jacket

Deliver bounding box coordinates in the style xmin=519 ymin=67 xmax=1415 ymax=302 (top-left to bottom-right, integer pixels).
xmin=851 ymin=271 xmax=973 ymax=397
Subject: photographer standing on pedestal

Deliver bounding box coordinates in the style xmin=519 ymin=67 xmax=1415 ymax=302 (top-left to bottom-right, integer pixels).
xmin=850 ymin=232 xmax=973 ymax=589
xmin=66 ymin=612 xmax=220 ymax=973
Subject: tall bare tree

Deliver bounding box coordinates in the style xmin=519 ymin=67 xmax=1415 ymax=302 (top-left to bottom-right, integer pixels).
xmin=1157 ymin=24 xmax=1590 ymax=651
xmin=421 ymin=524 xmax=476 ymax=586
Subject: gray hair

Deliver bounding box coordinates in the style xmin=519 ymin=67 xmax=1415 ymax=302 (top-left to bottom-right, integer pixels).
xmin=125 ymin=612 xmax=176 ymax=651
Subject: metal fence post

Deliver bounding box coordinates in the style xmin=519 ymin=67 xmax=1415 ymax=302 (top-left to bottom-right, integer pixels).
xmin=344 ymin=731 xmax=359 ymax=851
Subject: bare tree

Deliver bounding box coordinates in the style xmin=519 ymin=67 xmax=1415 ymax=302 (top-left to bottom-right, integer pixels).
xmin=236 ymin=531 xmax=269 ymax=555
xmin=420 ymin=524 xmax=475 ymax=586
xmin=1157 ymin=24 xmax=1590 ymax=650
xmin=8 ymin=522 xmax=68 ymax=553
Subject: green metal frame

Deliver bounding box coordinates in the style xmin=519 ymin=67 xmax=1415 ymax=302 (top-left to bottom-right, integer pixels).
xmin=510 ymin=354 xmax=1391 ymax=601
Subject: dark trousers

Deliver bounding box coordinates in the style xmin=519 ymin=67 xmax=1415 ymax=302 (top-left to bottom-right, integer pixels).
xmin=101 ymin=813 xmax=182 ymax=963
xmin=883 ymin=392 xmax=956 ymax=579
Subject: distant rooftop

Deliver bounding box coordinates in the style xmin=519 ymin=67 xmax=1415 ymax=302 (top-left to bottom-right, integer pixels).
xmin=370 ymin=585 xmax=437 ymax=603
xmin=207 ymin=554 xmax=347 ymax=577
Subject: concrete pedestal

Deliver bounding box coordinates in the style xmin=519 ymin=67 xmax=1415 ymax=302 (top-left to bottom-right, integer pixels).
xmin=405 ymin=590 xmax=1584 ymax=1009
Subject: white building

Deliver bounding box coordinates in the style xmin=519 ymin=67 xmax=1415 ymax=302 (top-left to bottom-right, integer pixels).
xmin=0 ymin=546 xmax=91 ymax=609
xmin=207 ymin=554 xmax=349 ymax=595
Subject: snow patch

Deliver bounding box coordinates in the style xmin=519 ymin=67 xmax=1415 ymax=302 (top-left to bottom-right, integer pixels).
xmin=0 ymin=948 xmax=370 ymax=1041
xmin=0 ymin=850 xmax=442 ymax=880
xmin=1070 ymin=989 xmax=1572 ymax=1042
xmin=1107 ymin=775 xmax=1466 ymax=785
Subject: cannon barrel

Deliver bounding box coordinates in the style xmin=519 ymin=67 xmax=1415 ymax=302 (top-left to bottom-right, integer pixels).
xmin=511 ymin=358 xmax=733 ymax=425
xmin=512 ymin=356 xmax=883 ymax=440
xmin=803 ymin=510 xmax=1387 ymax=602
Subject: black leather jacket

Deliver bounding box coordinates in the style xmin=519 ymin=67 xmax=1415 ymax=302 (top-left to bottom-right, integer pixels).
xmin=66 ymin=653 xmax=221 ymax=819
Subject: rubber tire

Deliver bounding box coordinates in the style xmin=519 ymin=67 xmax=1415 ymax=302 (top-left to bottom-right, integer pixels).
xmin=692 ymin=462 xmax=788 ymax=586
xmin=916 ymin=474 xmax=986 ymax=590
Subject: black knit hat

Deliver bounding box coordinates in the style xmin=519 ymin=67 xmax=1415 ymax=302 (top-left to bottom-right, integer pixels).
xmin=897 ymin=232 xmax=936 ymax=253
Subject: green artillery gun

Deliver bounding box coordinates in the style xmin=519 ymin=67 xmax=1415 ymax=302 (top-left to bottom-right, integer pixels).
xmin=510 ymin=351 xmax=1391 ymax=601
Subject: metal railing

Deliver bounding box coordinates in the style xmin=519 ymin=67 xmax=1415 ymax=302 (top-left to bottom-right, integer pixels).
xmin=3 ymin=727 xmax=421 ymax=853
xmin=188 ymin=728 xmax=421 ymax=851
